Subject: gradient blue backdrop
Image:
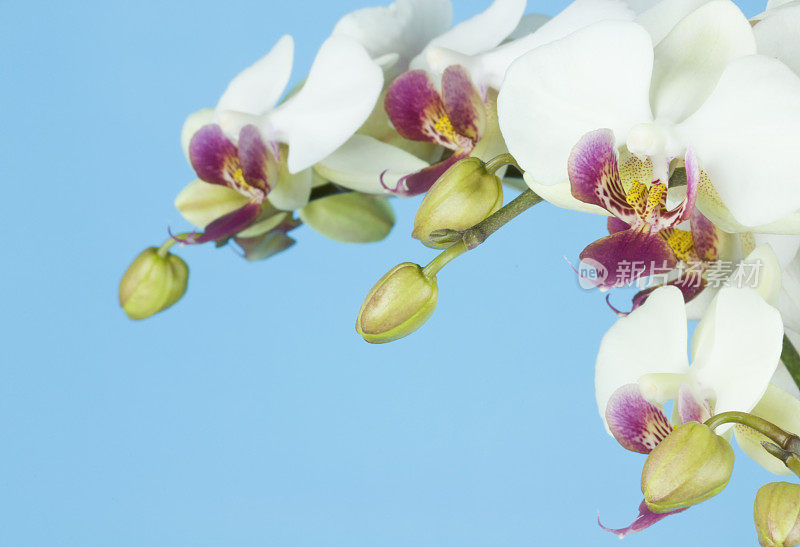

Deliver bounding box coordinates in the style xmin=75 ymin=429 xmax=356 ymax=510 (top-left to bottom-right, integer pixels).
xmin=2 ymin=0 xmax=770 ymax=544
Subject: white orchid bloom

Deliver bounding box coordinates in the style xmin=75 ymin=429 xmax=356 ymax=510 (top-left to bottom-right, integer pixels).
xmin=332 ymin=0 xmax=527 ymax=77
xmin=498 ymin=0 xmax=800 ymax=231
xmin=179 ymin=34 xmax=383 ymax=215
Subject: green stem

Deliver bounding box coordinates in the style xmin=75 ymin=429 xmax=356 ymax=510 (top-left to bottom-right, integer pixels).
xmin=422 ymin=189 xmax=543 ymax=276
xmin=157 ymin=237 xmax=181 ymax=258
xmin=781 ymin=335 xmax=800 ymax=393
xmin=485 ymin=153 xmax=520 ymax=175
xmin=704 ymin=411 xmax=793 ymax=447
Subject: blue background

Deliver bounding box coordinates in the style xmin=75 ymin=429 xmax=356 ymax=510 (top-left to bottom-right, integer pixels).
xmin=2 ymin=0 xmax=771 ymax=544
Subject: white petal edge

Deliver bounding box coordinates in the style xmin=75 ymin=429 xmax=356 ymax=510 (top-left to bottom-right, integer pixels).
xmin=649 ymin=0 xmax=756 ymax=123
xmin=266 ymin=36 xmax=384 ymax=174
xmin=724 ymin=244 xmax=783 ymax=306
xmin=595 ymin=286 xmax=690 ymax=427
xmin=430 ymin=0 xmax=634 ymax=89
xmin=691 ymin=287 xmax=783 ymax=429
xmin=635 ymin=0 xmax=710 ymax=45
xmin=497 ymin=20 xmax=654 ymax=186
xmin=313 ymin=135 xmax=429 ymax=194
xmin=675 ymin=55 xmax=800 ymax=226
xmin=779 ymin=254 xmax=800 ymax=333
xmin=181 ymin=109 xmax=215 ymax=160
xmin=754 ymin=3 xmax=800 ymax=77
xmin=268 ymin=168 xmax=313 ymax=211
xmin=332 ymin=0 xmax=452 ymax=67
xmin=522 ymin=173 xmax=611 ymax=215
xmin=216 ymin=35 xmax=294 ymax=116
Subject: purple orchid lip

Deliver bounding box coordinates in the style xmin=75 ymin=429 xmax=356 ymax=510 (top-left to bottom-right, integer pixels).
xmin=380 ymin=154 xmax=463 ymax=197
xmin=180 ymin=201 xmax=263 ymax=245
xmin=599 ymin=501 xmax=688 ymax=539
xmin=568 ymin=129 xmax=704 ymax=291
xmin=383 ymin=66 xmax=485 ymax=197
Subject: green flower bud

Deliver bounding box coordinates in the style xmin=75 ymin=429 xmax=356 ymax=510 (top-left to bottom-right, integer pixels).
xmin=755 ymin=482 xmax=800 ymax=546
xmin=300 ymin=193 xmax=395 ymax=243
xmin=641 ymin=422 xmax=734 ymax=513
xmin=413 ymin=157 xmax=503 ymax=248
xmin=356 ymin=263 xmax=437 ymax=344
xmin=119 ymin=247 xmax=189 ymax=320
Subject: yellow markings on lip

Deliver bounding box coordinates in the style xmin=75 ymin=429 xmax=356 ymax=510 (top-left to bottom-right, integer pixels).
xmin=667 ymin=229 xmax=695 ymax=262
xmin=626 ymin=180 xmax=647 ymax=209
xmin=434 ymin=115 xmax=458 ymax=142
xmin=232 ymin=167 xmax=247 ymax=188
xmin=645 ymin=184 xmax=667 ymax=216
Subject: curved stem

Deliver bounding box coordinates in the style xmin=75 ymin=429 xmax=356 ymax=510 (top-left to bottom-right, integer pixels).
xmin=157 ymin=237 xmax=181 ymax=258
xmin=781 ymin=335 xmax=800 ymax=393
xmin=422 ymin=240 xmax=467 ymax=277
xmin=704 ymin=411 xmax=793 ymax=447
xmin=485 ymin=153 xmax=520 ymax=175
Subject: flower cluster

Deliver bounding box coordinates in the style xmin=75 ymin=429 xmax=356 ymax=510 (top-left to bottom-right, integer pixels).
xmin=120 ymin=0 xmax=800 ymax=542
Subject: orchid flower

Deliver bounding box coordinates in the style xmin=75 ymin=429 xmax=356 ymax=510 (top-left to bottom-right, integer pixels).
xmin=375 ymin=66 xmax=491 ymax=196
xmin=498 ymin=0 xmax=800 ymax=231
xmin=331 ymin=0 xmax=526 ymax=77
xmin=595 ymin=285 xmax=788 ymax=536
xmin=175 ymin=34 xmax=384 ymax=243
xmin=569 ymin=129 xmax=699 ymax=289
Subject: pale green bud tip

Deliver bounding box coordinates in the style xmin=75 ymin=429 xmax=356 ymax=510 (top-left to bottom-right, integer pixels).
xmin=413 ymin=157 xmax=502 ymax=249
xmin=755 ymin=482 xmax=800 ymax=546
xmin=119 ymin=247 xmax=189 ymax=321
xmin=641 ymin=422 xmax=734 ymax=513
xmin=356 ymin=262 xmax=438 ymax=344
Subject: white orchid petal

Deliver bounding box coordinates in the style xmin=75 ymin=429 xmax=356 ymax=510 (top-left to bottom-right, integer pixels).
xmin=268 ymin=168 xmax=313 ymax=211
xmin=332 ymin=0 xmax=452 ymax=67
xmin=691 ymin=287 xmax=783 ymax=426
xmin=650 ymin=0 xmax=755 ymax=123
xmin=442 ymin=0 xmax=634 ymax=89
xmin=754 ymin=3 xmax=800 ymax=77
xmin=595 ymin=286 xmax=690 ymax=427
xmin=723 ymin=244 xmax=783 ymax=306
xmin=734 ymin=384 xmax=800 ymax=475
xmin=413 ymin=0 xmax=526 ymax=71
xmin=216 ymin=35 xmax=294 ymax=116
xmin=174 ymin=179 xmax=249 ymax=229
xmin=779 ymin=257 xmax=800 ymax=333
xmin=498 ymin=21 xmax=654 ymax=186
xmin=767 ymin=0 xmax=800 ymax=11
xmin=676 ymin=55 xmax=800 ymax=227
xmin=522 ymin=173 xmax=610 ymax=215
xmin=507 ymin=13 xmax=551 ymax=40
xmin=313 ymin=135 xmax=428 ymax=194
xmin=754 ymin=235 xmax=800 ymax=269
xmin=635 ymin=0 xmax=710 ymax=45
xmin=266 ymin=36 xmax=384 ymax=174
xmin=684 ymin=286 xmax=719 ymax=321
xmin=181 ymin=109 xmax=215 ymax=160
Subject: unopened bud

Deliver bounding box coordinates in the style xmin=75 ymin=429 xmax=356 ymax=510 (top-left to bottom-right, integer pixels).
xmin=300 ymin=193 xmax=395 ymax=243
xmin=413 ymin=157 xmax=502 ymax=248
xmin=641 ymin=422 xmax=734 ymax=513
xmin=755 ymin=482 xmax=800 ymax=546
xmin=356 ymin=263 xmax=438 ymax=344
xmin=119 ymin=247 xmax=189 ymax=320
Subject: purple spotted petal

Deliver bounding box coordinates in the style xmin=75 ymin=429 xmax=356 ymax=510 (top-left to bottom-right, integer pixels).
xmin=385 ymin=70 xmax=447 ymax=144
xmin=238 ymin=125 xmax=277 ymax=195
xmin=676 ymin=383 xmax=712 ymax=424
xmin=607 ymin=216 xmax=630 ymax=234
xmin=599 ymin=500 xmax=688 ymax=539
xmin=654 ymin=148 xmax=700 ymax=230
xmin=382 ymin=155 xmax=462 ymax=197
xmin=606 ymin=384 xmax=673 ymax=454
xmin=441 ymin=66 xmax=486 ymax=143
xmin=568 ymin=129 xmax=639 ymax=226
xmin=690 ymin=208 xmax=719 ymax=262
xmin=189 ymin=124 xmax=239 ymax=187
xmin=580 ymin=228 xmax=677 ymax=289
xmin=183 ymin=201 xmax=262 ymax=245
